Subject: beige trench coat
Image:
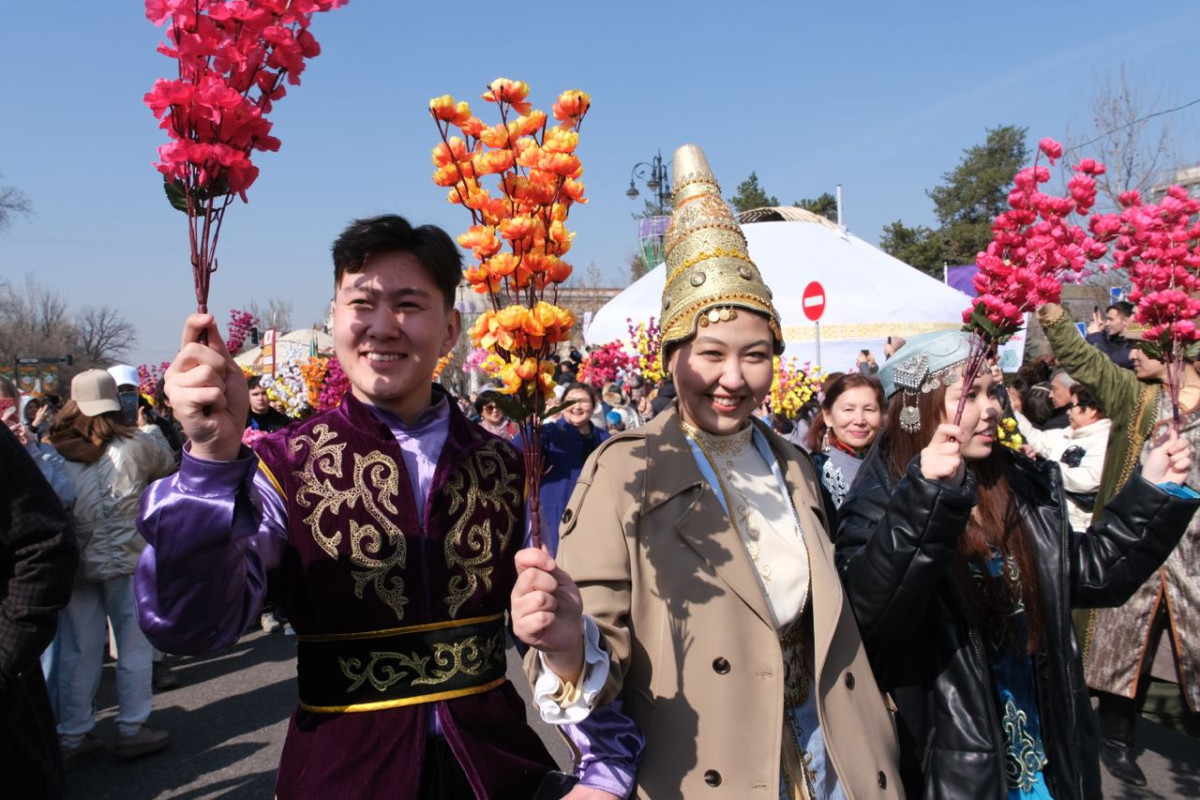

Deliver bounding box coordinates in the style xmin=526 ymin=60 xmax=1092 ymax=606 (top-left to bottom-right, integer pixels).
xmin=528 ymin=408 xmax=902 ymax=799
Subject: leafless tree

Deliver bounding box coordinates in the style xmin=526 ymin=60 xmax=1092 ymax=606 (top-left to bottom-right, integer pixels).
xmin=248 ymin=296 xmax=293 ymax=333
xmin=0 ymin=174 xmax=32 ymax=232
xmin=0 ymin=276 xmax=76 ymax=370
xmin=1066 ymin=64 xmax=1177 ymax=211
xmin=76 ymin=305 xmax=138 ymax=366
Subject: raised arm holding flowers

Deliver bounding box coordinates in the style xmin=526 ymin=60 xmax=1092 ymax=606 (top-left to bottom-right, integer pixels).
xmin=145 ymin=0 xmax=345 ymax=315
xmin=947 ymin=138 xmax=1109 ymax=425
xmin=430 ymin=78 xmax=590 ymax=548
xmin=1090 ymin=186 xmax=1200 ymax=433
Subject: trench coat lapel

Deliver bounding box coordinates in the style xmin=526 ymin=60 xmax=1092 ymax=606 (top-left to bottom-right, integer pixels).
xmin=645 ymin=408 xmax=775 ymax=629
xmin=769 ymin=430 xmax=846 ymax=666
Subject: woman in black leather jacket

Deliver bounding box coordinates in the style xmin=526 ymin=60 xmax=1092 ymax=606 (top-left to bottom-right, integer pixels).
xmin=835 ymin=330 xmax=1198 ymax=800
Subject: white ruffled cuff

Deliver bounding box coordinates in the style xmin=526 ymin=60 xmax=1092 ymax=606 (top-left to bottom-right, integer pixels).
xmin=533 ymin=615 xmax=610 ymax=725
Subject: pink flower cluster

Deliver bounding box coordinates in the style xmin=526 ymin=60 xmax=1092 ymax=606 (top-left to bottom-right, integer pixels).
xmin=145 ymin=0 xmax=346 ymax=198
xmin=462 ymin=347 xmax=491 ymax=374
xmin=225 ymin=308 xmax=259 ymax=354
xmin=315 ymin=356 xmax=349 ymax=411
xmin=968 ymin=138 xmax=1109 ymax=334
xmin=578 ymin=341 xmax=635 ymax=388
xmin=242 ymin=427 xmax=270 ymax=446
xmin=138 ymin=362 xmax=171 ymax=399
xmin=1094 ymin=185 xmax=1200 ymax=349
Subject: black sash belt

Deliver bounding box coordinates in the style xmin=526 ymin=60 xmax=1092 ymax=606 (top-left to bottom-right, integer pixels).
xmin=296 ymin=612 xmax=507 ymax=713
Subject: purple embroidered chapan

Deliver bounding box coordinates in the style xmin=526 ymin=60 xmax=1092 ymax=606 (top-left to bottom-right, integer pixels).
xmin=136 ymin=392 xmax=555 ymax=799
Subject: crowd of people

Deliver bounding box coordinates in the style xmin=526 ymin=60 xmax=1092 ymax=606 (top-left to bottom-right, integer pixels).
xmin=2 ymin=145 xmax=1197 ymax=800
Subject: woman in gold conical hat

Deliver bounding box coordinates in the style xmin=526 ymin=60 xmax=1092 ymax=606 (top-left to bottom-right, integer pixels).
xmin=511 ymin=145 xmax=903 ymax=799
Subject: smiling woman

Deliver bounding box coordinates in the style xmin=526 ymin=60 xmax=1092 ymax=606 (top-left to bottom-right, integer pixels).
xmin=804 ymin=373 xmax=885 ymax=507
xmin=835 ymin=330 xmax=1199 ymax=799
xmin=510 ymin=144 xmax=903 ymax=799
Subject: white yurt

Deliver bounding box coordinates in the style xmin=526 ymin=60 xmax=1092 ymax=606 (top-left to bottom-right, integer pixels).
xmin=234 ymin=328 xmax=334 ymax=368
xmin=586 ymin=207 xmax=972 ymax=372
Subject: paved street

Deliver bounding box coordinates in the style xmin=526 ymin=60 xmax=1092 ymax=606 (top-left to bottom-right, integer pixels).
xmin=67 ymin=629 xmax=1196 ymax=798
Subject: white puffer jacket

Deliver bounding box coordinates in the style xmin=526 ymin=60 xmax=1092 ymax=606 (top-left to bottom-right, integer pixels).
xmin=1015 ymin=413 xmax=1112 ymax=532
xmin=61 ymin=426 xmax=176 ymax=582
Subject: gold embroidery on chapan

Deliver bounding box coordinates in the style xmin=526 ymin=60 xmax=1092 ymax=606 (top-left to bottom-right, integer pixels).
xmin=291 ymin=425 xmax=410 ymax=621
xmin=442 ymin=443 xmax=521 ymax=617
xmin=339 ymin=627 xmax=505 ymax=692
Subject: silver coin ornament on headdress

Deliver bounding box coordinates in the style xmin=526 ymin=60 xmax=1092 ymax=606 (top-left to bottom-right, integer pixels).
xmin=891 ymin=353 xmax=962 ymax=434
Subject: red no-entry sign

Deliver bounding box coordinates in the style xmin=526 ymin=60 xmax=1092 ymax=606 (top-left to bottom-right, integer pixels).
xmin=802 ymin=281 xmax=825 ymax=322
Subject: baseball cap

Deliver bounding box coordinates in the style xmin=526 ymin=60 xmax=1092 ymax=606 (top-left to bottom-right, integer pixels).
xmin=72 ymin=369 xmax=122 ymax=417
xmin=107 ymin=364 xmax=140 ymax=390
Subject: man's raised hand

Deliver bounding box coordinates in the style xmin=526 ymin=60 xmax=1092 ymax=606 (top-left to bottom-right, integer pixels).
xmin=164 ymin=313 xmax=249 ymax=462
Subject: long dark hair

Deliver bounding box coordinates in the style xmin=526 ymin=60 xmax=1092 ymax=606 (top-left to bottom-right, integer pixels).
xmin=881 ymin=380 xmax=1045 ymax=653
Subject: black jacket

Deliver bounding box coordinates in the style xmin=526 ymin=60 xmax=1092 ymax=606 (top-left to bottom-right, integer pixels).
xmin=834 ymin=447 xmax=1198 ymax=800
xmin=0 ymin=427 xmax=78 ymax=799
xmin=1084 ymin=331 xmax=1133 ymax=370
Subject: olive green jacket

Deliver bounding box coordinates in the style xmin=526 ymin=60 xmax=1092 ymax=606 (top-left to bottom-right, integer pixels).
xmin=1037 ymin=304 xmax=1162 ymax=523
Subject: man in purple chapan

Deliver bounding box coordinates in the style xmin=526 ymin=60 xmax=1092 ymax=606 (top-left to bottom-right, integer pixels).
xmin=134 ymin=215 xmax=582 ymax=799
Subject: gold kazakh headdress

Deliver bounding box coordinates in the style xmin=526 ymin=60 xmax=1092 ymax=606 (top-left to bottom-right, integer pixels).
xmin=659 ymin=144 xmax=783 ymax=363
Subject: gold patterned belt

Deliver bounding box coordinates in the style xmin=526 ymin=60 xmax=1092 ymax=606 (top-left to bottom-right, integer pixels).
xmin=296 ymin=613 xmax=507 ymax=713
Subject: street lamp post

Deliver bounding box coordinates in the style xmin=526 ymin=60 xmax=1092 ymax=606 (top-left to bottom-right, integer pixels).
xmin=626 ymin=150 xmax=672 ymax=270
xmin=625 ymin=150 xmax=671 ymax=214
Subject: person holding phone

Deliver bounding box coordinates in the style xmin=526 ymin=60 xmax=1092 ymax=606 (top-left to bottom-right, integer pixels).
xmin=856 ymin=348 xmax=880 ymax=377
xmin=1084 ymin=301 xmax=1135 ymax=369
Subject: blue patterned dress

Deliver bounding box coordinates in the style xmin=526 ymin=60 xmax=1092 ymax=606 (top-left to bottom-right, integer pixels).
xmin=975 ymin=553 xmax=1054 ymax=799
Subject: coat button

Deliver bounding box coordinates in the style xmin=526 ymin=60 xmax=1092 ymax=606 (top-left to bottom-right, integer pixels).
xmin=704 ymin=770 xmax=722 ymax=787
xmin=877 ymin=771 xmax=887 ymax=789
xmin=561 ymin=509 xmax=573 ymax=524
xmin=844 ymin=671 xmax=855 ymax=690
xmin=712 ymin=657 xmax=730 ymax=674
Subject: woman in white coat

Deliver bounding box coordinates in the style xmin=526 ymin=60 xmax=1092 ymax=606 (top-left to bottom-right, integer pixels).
xmin=47 ymin=370 xmax=176 ymax=767
xmin=1015 ymin=384 xmax=1110 ymax=532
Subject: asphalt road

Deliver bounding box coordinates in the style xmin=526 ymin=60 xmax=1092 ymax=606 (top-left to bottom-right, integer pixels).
xmin=66 ymin=629 xmax=1196 ymax=798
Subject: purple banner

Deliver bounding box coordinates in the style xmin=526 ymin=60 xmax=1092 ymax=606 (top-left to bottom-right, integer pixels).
xmin=945 ymin=264 xmax=978 ymax=296
xmin=637 ymin=215 xmax=670 ymax=237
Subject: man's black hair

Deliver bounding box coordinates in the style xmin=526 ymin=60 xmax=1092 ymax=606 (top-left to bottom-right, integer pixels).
xmin=1107 ymin=301 xmax=1135 ymax=318
xmin=331 ymin=215 xmax=462 ymax=310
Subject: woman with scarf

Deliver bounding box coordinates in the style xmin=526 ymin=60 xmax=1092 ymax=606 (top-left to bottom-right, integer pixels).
xmin=510 ymin=145 xmax=902 ymax=800
xmin=805 ymin=374 xmax=885 ymax=508
xmin=834 ymin=331 xmax=1197 ymax=799
xmin=518 ymin=382 xmax=609 ymax=556
xmin=47 ymin=370 xmax=176 ymax=766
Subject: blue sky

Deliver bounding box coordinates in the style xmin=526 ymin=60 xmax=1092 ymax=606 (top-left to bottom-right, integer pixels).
xmin=1 ymin=1 xmax=1197 ymax=368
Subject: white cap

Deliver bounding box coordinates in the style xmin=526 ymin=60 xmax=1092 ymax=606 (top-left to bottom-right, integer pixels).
xmin=107 ymin=364 xmax=140 ymax=390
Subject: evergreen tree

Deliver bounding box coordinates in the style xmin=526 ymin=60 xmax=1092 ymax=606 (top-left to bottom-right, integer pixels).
xmin=880 ymin=125 xmax=1029 ymax=276
xmin=728 ymin=172 xmax=779 ymax=213
xmin=795 ymin=192 xmax=838 ymax=222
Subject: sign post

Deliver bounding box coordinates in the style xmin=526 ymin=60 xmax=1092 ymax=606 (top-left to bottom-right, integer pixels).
xmin=802 ymin=281 xmax=826 ymax=366
xmin=262 ymin=329 xmax=277 ymax=378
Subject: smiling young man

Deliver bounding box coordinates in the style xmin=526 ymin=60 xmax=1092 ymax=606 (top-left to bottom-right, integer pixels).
xmin=133 ymin=215 xmax=557 ymax=799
